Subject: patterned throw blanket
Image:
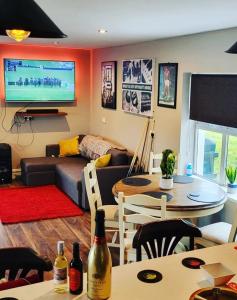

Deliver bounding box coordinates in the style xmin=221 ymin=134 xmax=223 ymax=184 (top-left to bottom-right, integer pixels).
xmin=79 ymin=135 xmax=112 ymax=160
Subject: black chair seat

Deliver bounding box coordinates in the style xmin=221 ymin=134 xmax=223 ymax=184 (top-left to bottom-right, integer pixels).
xmin=0 ymin=247 xmax=53 ymax=281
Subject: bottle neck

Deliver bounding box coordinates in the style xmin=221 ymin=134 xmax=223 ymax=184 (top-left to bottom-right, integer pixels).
xmin=73 ymin=244 xmax=80 ymax=260
xmin=58 ymin=249 xmax=64 ymax=256
xmin=57 ymin=243 xmax=64 ymax=256
xmin=94 ymin=220 xmax=106 ymax=244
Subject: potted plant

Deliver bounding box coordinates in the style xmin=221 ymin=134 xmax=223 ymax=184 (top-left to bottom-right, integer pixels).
xmin=160 ymin=149 xmax=176 ymax=190
xmin=225 ymin=166 xmax=237 ymax=194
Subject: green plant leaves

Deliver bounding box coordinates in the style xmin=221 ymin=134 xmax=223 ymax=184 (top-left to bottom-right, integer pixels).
xmin=225 ymin=166 xmax=237 ymax=184
xmin=160 ymin=149 xmax=175 ymax=179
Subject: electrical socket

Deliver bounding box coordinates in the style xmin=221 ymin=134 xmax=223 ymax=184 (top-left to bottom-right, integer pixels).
xmin=24 ymin=116 xmax=33 ymax=121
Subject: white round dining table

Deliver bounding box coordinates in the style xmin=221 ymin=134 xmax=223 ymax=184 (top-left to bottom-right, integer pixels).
xmin=112 ymin=174 xmax=227 ymax=219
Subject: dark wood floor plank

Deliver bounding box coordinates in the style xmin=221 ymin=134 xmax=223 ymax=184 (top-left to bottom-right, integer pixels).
xmin=4 ymin=223 xmax=36 ymax=248
xmin=0 ymin=180 xmax=119 ymax=279
xmin=20 ymin=220 xmax=56 ymax=261
xmin=63 ymin=215 xmax=91 ymax=248
xmin=0 ymin=222 xmax=13 ymax=248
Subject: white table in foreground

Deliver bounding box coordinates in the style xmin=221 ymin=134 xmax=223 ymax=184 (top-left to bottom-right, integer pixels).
xmin=1 ymin=243 xmax=237 ymax=300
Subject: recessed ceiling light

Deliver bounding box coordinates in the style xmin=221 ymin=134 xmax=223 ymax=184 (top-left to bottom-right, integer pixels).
xmin=98 ymin=29 xmax=108 ymax=34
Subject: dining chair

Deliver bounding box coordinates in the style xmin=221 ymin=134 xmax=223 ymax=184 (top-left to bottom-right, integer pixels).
xmin=195 ymin=212 xmax=237 ymax=247
xmin=0 ymin=247 xmax=52 ymax=290
xmin=148 ymin=152 xmax=162 ymax=175
xmin=84 ymin=161 xmax=120 ymax=246
xmin=133 ymin=219 xmax=202 ymax=261
xmin=118 ymin=192 xmax=167 ymax=265
xmin=149 ymin=152 xmax=180 ymax=175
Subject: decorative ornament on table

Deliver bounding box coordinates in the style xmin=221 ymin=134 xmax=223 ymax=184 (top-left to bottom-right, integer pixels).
xmin=160 ymin=149 xmax=175 ymax=190
xmin=225 ymin=166 xmax=237 ymax=194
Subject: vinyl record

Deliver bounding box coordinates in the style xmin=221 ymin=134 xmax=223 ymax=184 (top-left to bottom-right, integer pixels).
xmin=0 ymin=298 xmax=19 ymax=300
xmin=137 ymin=269 xmax=162 ymax=283
xmin=182 ymin=257 xmax=205 ymax=269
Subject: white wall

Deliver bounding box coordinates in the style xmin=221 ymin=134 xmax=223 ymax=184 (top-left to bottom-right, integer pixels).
xmin=91 ymin=27 xmax=237 ymax=170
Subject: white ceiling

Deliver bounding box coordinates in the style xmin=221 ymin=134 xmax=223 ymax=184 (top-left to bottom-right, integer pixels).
xmin=1 ymin=0 xmax=237 ymax=49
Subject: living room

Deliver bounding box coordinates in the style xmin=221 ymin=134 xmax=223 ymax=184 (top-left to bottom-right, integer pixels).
xmin=1 ymin=0 xmax=237 ymax=298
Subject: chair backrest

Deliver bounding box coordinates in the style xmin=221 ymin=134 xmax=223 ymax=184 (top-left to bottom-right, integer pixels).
xmin=132 ymin=219 xmax=202 ymax=261
xmin=0 ymin=247 xmax=52 ymax=281
xmin=84 ymin=161 xmax=103 ymax=211
xmin=84 ymin=161 xmax=103 ymax=244
xmin=149 ymin=152 xmax=162 ymax=175
xmin=149 ymin=152 xmax=180 ymax=175
xmin=118 ymin=192 xmax=167 ymax=265
xmin=228 ymin=210 xmax=237 ymax=242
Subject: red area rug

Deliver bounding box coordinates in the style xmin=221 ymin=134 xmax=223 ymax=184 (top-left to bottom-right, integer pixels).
xmin=0 ymin=185 xmax=83 ymax=224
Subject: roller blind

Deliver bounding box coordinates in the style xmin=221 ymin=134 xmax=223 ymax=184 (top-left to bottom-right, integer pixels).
xmin=189 ymin=74 xmax=237 ymax=128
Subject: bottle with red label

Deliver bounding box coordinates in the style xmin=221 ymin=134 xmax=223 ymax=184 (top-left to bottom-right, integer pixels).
xmin=69 ymin=242 xmax=83 ymax=295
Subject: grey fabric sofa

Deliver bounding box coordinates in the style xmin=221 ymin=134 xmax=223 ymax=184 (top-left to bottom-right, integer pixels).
xmin=20 ymin=135 xmax=132 ymax=210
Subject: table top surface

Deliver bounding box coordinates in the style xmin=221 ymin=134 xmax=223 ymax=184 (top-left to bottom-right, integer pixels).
xmin=112 ymin=174 xmax=227 ymax=211
xmin=1 ymin=243 xmax=237 ymax=300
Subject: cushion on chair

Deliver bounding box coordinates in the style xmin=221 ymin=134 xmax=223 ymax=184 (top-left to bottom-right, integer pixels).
xmin=99 ymin=205 xmax=118 ymax=221
xmin=0 ymin=274 xmax=40 ymax=291
xmin=124 ymin=234 xmax=136 ymax=250
xmin=200 ymin=222 xmax=232 ymax=244
xmin=124 ymin=236 xmax=148 ymax=263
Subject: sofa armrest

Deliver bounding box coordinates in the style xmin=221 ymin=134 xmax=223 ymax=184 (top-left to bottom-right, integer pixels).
xmin=46 ymin=144 xmax=60 ymax=157
xmin=81 ymin=165 xmax=130 ymax=210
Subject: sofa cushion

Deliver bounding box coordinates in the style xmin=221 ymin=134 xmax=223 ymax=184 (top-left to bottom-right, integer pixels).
xmin=95 ymin=154 xmax=111 ymax=168
xmin=107 ymin=148 xmax=129 ymax=166
xmin=80 ymin=135 xmax=111 ymax=160
xmin=59 ymin=136 xmax=80 ymax=157
xmin=79 ymin=135 xmax=129 ymax=166
xmin=21 ymin=157 xmax=79 ymax=173
xmin=56 ymin=158 xmax=89 ymax=205
xmin=56 ymin=160 xmax=88 ymax=185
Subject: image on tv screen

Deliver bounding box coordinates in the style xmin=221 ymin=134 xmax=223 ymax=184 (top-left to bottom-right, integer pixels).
xmin=4 ymin=59 xmax=75 ymax=102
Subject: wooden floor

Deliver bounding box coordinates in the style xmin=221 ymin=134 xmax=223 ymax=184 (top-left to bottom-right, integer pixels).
xmin=0 ymin=179 xmax=119 ymax=279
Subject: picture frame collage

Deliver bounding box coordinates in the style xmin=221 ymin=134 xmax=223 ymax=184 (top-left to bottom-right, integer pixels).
xmin=101 ymin=60 xmax=178 ymax=115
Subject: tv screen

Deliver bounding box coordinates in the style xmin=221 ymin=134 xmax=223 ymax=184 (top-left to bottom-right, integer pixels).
xmin=4 ymin=59 xmax=75 ymax=102
xmin=190 ymin=74 xmax=237 ymax=128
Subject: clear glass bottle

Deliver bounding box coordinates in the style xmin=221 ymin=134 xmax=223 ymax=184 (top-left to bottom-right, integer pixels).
xmin=87 ymin=209 xmax=112 ymax=300
xmin=69 ymin=242 xmax=83 ymax=295
xmin=53 ymin=240 xmax=68 ymax=285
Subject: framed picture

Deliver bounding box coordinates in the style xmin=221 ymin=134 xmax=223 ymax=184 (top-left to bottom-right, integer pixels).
xmin=101 ymin=61 xmax=117 ymax=109
xmin=158 ymin=63 xmax=178 ymax=109
xmin=122 ymin=59 xmax=153 ymax=116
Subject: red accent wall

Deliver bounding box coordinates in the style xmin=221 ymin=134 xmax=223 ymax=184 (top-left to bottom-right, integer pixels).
xmin=0 ymin=43 xmax=91 ymax=167
xmin=0 ymin=43 xmax=91 ymax=101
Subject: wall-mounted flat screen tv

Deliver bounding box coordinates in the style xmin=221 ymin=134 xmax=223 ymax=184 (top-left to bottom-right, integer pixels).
xmin=4 ymin=59 xmax=75 ymax=102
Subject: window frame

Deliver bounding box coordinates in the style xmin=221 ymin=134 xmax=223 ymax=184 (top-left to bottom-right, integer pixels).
xmin=194 ymin=121 xmax=237 ymax=185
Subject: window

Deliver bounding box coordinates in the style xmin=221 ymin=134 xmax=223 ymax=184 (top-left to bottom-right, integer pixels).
xmin=194 ymin=122 xmax=237 ymax=185
xmin=227 ymin=136 xmax=237 ymax=169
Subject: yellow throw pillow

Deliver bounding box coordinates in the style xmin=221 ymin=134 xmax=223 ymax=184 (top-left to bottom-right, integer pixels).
xmin=59 ymin=136 xmax=80 ymax=157
xmin=95 ymin=154 xmax=111 ymax=168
